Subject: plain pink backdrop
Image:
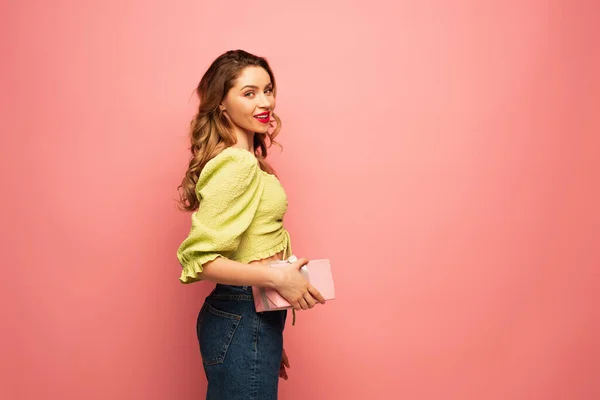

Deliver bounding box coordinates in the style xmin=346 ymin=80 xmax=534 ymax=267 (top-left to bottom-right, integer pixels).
xmin=2 ymin=0 xmax=599 ymax=399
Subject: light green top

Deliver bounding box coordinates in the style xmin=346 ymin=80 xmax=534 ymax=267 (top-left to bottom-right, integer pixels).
xmin=177 ymin=147 xmax=292 ymax=283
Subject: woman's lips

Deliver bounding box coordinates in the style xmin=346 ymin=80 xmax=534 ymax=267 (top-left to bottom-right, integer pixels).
xmin=254 ymin=113 xmax=270 ymax=124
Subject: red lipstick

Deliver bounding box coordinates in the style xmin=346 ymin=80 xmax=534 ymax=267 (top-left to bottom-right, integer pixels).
xmin=254 ymin=112 xmax=270 ymax=124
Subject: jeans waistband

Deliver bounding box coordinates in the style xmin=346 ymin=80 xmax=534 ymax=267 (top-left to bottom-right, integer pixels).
xmin=211 ymin=284 xmax=254 ymax=300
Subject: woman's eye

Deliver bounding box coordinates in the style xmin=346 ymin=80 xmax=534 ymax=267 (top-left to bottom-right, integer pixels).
xmin=245 ymin=88 xmax=273 ymax=97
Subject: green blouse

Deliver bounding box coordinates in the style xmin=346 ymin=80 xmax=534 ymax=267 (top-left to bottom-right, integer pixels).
xmin=177 ymin=147 xmax=292 ymax=284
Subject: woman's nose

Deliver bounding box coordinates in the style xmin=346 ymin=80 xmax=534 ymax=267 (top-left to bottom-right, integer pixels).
xmin=257 ymin=92 xmax=271 ymax=107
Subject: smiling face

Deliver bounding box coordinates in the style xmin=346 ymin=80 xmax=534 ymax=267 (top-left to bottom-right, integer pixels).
xmin=219 ymin=66 xmax=276 ymax=140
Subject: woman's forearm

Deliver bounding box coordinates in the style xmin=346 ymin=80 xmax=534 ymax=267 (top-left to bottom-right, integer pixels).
xmin=199 ymin=256 xmax=282 ymax=288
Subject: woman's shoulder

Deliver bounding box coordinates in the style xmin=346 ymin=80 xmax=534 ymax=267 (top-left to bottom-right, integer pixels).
xmin=208 ymin=146 xmax=257 ymax=167
xmin=203 ymin=146 xmax=258 ymax=170
xmin=220 ymin=146 xmax=259 ymax=162
xmin=198 ymin=147 xmax=260 ymax=189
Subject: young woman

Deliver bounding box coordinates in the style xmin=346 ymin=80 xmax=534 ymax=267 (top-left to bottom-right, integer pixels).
xmin=176 ymin=49 xmax=326 ymax=400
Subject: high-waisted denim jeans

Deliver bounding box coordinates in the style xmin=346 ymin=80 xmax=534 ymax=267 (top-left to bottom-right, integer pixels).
xmin=197 ymin=284 xmax=287 ymax=400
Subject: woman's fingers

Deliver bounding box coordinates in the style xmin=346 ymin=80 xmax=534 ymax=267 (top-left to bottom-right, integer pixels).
xmin=303 ymin=292 xmax=316 ymax=308
xmin=282 ymin=349 xmax=290 ymax=368
xmin=280 ymin=348 xmax=289 ymax=380
xmin=297 ymin=289 xmax=322 ymax=311
xmin=307 ymin=285 xmax=326 ymax=304
xmin=298 ymin=297 xmax=309 ymax=310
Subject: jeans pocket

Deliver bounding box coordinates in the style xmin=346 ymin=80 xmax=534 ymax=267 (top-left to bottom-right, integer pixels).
xmin=197 ymin=302 xmax=242 ymax=366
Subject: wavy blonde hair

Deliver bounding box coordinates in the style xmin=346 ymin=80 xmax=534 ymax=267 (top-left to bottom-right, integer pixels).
xmin=177 ymin=50 xmax=283 ymax=212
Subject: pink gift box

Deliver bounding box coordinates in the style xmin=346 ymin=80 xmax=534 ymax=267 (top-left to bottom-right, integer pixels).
xmin=252 ymin=257 xmax=336 ymax=312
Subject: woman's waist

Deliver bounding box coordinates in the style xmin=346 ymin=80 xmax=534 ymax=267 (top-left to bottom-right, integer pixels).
xmin=248 ymin=250 xmax=284 ymax=266
xmin=214 ymin=249 xmax=286 ymax=297
xmin=232 ymin=229 xmax=291 ymax=265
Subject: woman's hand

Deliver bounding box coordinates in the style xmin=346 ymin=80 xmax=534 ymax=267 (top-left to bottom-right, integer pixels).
xmin=273 ymin=258 xmax=326 ymax=310
xmin=279 ymin=347 xmax=290 ymax=380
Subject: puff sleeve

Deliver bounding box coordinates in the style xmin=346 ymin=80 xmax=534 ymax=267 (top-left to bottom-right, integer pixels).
xmin=176 ymin=148 xmax=264 ymax=283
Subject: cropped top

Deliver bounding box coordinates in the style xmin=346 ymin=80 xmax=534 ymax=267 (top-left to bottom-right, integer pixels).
xmin=176 ymin=146 xmax=293 ymax=284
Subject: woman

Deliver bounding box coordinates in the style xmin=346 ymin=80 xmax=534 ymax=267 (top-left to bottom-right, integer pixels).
xmin=176 ymin=49 xmax=326 ymax=400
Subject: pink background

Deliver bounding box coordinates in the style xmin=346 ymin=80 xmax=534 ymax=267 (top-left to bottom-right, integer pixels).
xmin=2 ymin=0 xmax=599 ymax=399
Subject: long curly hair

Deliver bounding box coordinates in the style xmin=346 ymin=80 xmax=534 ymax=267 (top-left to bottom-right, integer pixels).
xmin=177 ymin=50 xmax=283 ymax=212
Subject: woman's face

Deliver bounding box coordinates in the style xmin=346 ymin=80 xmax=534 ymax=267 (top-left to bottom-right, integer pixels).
xmin=220 ymin=66 xmax=276 ymax=136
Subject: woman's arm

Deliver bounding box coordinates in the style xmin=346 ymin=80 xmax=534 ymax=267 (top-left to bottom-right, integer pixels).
xmin=199 ymin=257 xmax=281 ymax=288
xmin=201 ymin=257 xmax=326 ymax=310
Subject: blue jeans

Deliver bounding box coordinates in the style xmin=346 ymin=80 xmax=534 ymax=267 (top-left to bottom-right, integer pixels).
xmin=197 ymin=284 xmax=288 ymax=400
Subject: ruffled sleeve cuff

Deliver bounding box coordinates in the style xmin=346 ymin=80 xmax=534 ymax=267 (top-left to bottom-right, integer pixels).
xmin=178 ymin=253 xmax=224 ymax=284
